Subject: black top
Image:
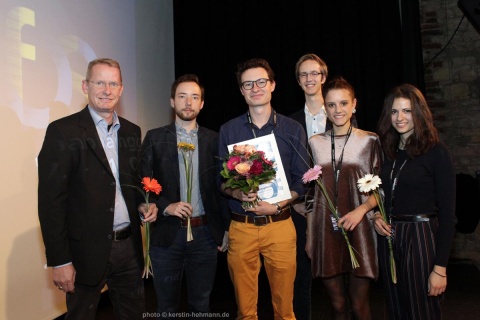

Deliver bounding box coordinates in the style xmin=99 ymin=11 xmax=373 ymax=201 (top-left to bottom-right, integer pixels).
xmin=380 ymin=143 xmax=456 ymax=266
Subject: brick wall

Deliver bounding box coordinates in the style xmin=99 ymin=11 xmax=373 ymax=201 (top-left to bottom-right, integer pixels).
xmin=420 ymin=0 xmax=480 ymax=176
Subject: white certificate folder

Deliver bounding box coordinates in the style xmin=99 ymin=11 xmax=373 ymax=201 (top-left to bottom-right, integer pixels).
xmin=227 ymin=133 xmax=291 ymax=204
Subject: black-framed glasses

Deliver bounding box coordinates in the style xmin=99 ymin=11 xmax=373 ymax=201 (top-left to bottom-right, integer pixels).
xmin=299 ymin=71 xmax=322 ymax=79
xmin=241 ymin=78 xmax=270 ymax=90
xmin=87 ymin=80 xmax=122 ymax=89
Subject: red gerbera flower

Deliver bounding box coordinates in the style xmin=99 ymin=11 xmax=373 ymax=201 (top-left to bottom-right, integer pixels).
xmin=141 ymin=177 xmax=162 ymax=195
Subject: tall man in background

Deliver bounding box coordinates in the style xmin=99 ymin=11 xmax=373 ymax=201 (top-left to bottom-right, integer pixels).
xmin=288 ymin=53 xmax=329 ymax=320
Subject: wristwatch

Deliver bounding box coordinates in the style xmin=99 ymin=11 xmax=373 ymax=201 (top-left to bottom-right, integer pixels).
xmin=274 ymin=202 xmax=283 ymax=215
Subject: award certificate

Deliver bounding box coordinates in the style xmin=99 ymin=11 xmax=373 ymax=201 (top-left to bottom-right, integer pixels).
xmin=228 ymin=133 xmax=291 ymax=204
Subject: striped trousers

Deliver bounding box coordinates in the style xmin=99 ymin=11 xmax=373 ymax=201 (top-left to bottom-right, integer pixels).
xmin=378 ymin=219 xmax=444 ymax=320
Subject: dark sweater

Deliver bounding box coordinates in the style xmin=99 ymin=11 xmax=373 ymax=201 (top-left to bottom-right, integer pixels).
xmin=380 ymin=143 xmax=456 ymax=266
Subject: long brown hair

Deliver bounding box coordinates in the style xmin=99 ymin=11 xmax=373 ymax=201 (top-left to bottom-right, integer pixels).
xmin=377 ymin=83 xmax=439 ymax=160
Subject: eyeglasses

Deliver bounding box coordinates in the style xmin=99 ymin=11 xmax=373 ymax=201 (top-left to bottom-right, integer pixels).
xmin=241 ymin=78 xmax=270 ymax=90
xmin=299 ymin=71 xmax=323 ymax=79
xmin=87 ymin=80 xmax=122 ymax=89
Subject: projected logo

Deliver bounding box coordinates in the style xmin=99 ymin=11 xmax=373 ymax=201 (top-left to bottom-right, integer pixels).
xmin=3 ymin=6 xmax=96 ymax=129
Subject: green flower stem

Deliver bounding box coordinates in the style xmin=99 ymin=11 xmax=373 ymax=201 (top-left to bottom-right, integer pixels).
xmin=242 ymin=198 xmax=260 ymax=210
xmin=340 ymin=225 xmax=360 ymax=269
xmin=316 ymin=181 xmax=336 ymax=216
xmin=181 ymin=149 xmax=194 ymax=241
xmin=373 ymin=191 xmax=397 ymax=284
xmin=185 ymin=158 xmax=192 ymax=204
xmin=316 ymin=180 xmax=360 ymax=269
xmin=143 ymin=221 xmax=153 ymax=278
xmin=387 ymin=235 xmax=397 ymax=283
xmin=143 ymin=202 xmax=153 ymax=278
xmin=122 ymin=183 xmax=154 ymax=278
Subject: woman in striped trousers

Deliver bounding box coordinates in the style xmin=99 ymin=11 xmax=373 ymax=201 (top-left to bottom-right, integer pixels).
xmin=374 ymin=83 xmax=456 ymax=319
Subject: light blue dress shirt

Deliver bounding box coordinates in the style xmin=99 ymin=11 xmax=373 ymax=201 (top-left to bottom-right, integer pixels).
xmin=176 ymin=123 xmax=205 ymax=217
xmin=88 ymin=106 xmax=130 ymax=231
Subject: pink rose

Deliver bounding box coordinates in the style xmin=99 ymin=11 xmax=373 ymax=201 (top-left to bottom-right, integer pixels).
xmin=227 ymin=156 xmax=242 ymax=170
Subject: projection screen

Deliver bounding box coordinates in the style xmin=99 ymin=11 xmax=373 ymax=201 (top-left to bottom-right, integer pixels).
xmin=0 ymin=1 xmax=174 ymax=319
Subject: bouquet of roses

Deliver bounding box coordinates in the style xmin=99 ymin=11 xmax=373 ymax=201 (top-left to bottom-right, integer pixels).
xmin=220 ymin=144 xmax=276 ymax=209
xmin=357 ymin=174 xmax=397 ymax=283
xmin=303 ymin=165 xmax=360 ymax=269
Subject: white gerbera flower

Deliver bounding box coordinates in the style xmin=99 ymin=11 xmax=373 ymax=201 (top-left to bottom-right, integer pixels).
xmin=357 ymin=174 xmax=382 ymax=193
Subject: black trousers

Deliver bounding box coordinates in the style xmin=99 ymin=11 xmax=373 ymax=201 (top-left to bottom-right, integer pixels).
xmin=292 ymin=210 xmax=312 ymax=320
xmin=65 ymin=237 xmax=145 ymax=320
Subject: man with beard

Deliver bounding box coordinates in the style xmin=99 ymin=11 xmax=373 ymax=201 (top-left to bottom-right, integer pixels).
xmin=139 ymin=74 xmax=230 ymax=317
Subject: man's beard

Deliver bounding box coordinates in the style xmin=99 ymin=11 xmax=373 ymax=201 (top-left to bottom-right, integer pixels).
xmin=176 ymin=109 xmax=197 ymax=121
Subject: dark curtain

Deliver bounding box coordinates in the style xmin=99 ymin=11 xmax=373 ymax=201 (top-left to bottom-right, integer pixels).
xmin=400 ymin=0 xmax=425 ymax=92
xmin=172 ymin=0 xmax=423 ymax=133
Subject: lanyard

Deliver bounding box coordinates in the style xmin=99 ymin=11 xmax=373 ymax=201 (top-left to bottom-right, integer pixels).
xmin=331 ymin=125 xmax=353 ymax=203
xmin=389 ymin=153 xmax=408 ymax=218
xmin=247 ymin=110 xmax=277 ymax=138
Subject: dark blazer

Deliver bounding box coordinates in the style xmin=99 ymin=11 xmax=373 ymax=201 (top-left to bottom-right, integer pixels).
xmin=140 ymin=123 xmax=230 ymax=247
xmin=290 ymin=107 xmax=356 ymax=134
xmin=289 ymin=108 xmax=325 ymax=205
xmin=38 ymin=106 xmax=144 ymax=286
xmin=289 ymin=109 xmax=309 ymax=132
xmin=289 ymin=108 xmax=333 ymax=136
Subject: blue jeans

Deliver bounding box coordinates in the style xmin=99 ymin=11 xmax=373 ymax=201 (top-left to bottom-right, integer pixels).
xmin=150 ymin=225 xmax=218 ymax=317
